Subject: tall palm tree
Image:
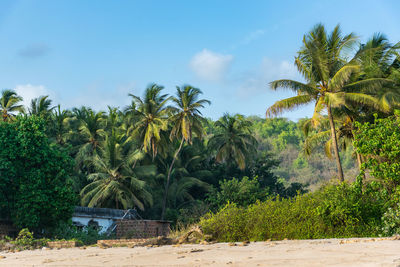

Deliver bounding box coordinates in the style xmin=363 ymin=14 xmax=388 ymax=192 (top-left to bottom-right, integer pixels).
xmin=0 ymin=89 xmax=24 ymax=122
xmin=160 ymin=85 xmax=210 ymax=219
xmin=208 ymin=114 xmax=257 ymax=171
xmin=74 ymin=108 xmax=105 ymax=165
xmin=29 ymin=95 xmax=55 ymax=118
xmin=80 ymin=130 xmax=153 ymax=210
xmin=49 ymin=105 xmax=72 ymax=145
xmin=267 ymin=24 xmax=391 ymax=181
xmin=127 ymin=84 xmax=171 ymax=160
xmin=157 ymin=144 xmax=211 ymax=214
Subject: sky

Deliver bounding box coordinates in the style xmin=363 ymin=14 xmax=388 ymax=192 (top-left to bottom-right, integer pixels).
xmin=0 ymin=0 xmax=399 ymax=120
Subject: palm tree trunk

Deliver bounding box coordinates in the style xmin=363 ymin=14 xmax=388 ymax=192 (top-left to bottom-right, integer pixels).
xmin=161 ymin=138 xmax=185 ymax=220
xmin=327 ymin=105 xmax=344 ymax=182
xmin=356 ymin=152 xmax=362 ymax=171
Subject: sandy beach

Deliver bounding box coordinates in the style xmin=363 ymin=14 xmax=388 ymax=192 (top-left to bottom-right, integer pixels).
xmin=1 ymin=238 xmax=400 ymax=266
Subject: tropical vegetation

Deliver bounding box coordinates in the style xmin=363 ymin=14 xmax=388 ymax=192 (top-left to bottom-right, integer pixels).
xmin=1 ymin=23 xmax=400 ymax=242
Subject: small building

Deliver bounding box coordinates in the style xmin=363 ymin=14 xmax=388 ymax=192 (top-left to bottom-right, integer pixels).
xmin=71 ymin=206 xmax=171 ymax=238
xmin=72 ymin=206 xmax=138 ymax=234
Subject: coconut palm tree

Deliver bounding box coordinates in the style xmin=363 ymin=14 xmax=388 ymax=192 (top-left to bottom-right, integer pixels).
xmin=127 ymin=84 xmax=172 ymax=159
xmin=29 ymin=95 xmax=55 ymax=118
xmin=267 ymin=24 xmax=392 ymax=181
xmin=80 ymin=130 xmax=153 ymax=210
xmin=0 ymin=89 xmax=24 ymax=122
xmin=49 ymin=105 xmax=72 ymax=145
xmin=74 ymin=108 xmax=105 ymax=165
xmin=156 ymin=142 xmax=211 ymax=217
xmin=208 ymin=114 xmax=257 ymax=171
xmin=160 ymin=85 xmax=210 ymax=219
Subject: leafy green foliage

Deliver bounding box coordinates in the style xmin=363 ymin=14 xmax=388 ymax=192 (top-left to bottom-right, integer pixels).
xmin=354 ymin=112 xmax=400 ymax=187
xmin=200 ymin=182 xmax=385 ymax=242
xmin=207 ymin=177 xmax=268 ymax=210
xmin=52 ymin=222 xmax=112 ymax=245
xmin=0 ymin=116 xmax=75 ymax=231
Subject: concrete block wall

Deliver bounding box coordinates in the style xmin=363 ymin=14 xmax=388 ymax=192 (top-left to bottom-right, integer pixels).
xmin=115 ymin=220 xmax=170 ymax=239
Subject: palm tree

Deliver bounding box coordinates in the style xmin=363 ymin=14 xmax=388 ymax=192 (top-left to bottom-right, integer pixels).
xmin=127 ymin=84 xmax=171 ymax=159
xmin=160 ymin=85 xmax=210 ymax=219
xmin=80 ymin=130 xmax=153 ymax=210
xmin=0 ymin=89 xmax=24 ymax=122
xmin=29 ymin=95 xmax=55 ymax=118
xmin=74 ymin=108 xmax=105 ymax=165
xmin=49 ymin=105 xmax=72 ymax=145
xmin=157 ymin=144 xmax=211 ymax=214
xmin=208 ymin=114 xmax=257 ymax=171
xmin=267 ymin=24 xmax=391 ymax=181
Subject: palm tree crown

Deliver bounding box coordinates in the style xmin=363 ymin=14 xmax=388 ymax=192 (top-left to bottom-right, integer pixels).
xmin=267 ymin=24 xmax=392 ymax=181
xmin=208 ymin=114 xmax=257 ymax=170
xmin=0 ymin=89 xmax=24 ymax=122
xmin=127 ymin=84 xmax=171 ymax=159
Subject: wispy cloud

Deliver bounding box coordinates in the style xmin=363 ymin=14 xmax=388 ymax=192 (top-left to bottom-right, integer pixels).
xmin=230 ymin=29 xmax=266 ymax=50
xmin=70 ymin=81 xmax=136 ymax=111
xmin=241 ymin=29 xmax=266 ymax=45
xmin=236 ymin=57 xmax=300 ymax=97
xmin=14 ymin=84 xmax=57 ymax=108
xmin=190 ymin=49 xmax=233 ymax=82
xmin=18 ymin=43 xmax=50 ymax=58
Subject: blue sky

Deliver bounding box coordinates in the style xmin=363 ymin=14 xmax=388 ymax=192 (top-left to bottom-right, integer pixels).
xmin=0 ymin=0 xmax=399 ymax=120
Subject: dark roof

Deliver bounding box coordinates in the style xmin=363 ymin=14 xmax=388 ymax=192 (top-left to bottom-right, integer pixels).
xmin=73 ymin=206 xmax=139 ymax=219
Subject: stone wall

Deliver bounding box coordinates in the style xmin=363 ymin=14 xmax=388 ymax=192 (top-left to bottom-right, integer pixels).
xmin=97 ymin=238 xmax=147 ymax=247
xmin=115 ymin=220 xmax=170 ymax=239
xmin=0 ymin=221 xmax=16 ymax=237
xmin=47 ymin=241 xmax=78 ymax=248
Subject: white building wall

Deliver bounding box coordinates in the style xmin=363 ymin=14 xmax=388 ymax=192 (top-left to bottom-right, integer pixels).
xmin=72 ymin=216 xmax=114 ymax=233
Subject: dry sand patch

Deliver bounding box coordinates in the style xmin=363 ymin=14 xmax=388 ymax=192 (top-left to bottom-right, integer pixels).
xmin=1 ymin=238 xmax=400 ymax=266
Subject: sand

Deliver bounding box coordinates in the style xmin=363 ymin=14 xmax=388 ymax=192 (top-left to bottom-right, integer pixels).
xmin=1 ymin=238 xmax=400 ymax=266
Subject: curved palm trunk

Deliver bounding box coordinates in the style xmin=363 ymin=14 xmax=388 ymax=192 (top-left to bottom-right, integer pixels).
xmin=327 ymin=105 xmax=344 ymax=182
xmin=161 ymin=138 xmax=185 ymax=220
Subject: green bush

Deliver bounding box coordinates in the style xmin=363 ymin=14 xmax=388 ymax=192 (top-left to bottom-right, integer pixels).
xmin=52 ymin=222 xmax=113 ymax=245
xmin=354 ymin=112 xmax=400 ymax=187
xmin=206 ymin=176 xmax=268 ymax=210
xmin=12 ymin=229 xmax=50 ymax=250
xmin=200 ymin=182 xmax=385 ymax=242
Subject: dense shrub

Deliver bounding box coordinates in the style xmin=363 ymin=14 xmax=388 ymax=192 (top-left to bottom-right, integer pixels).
xmin=206 ymin=176 xmax=268 ymax=210
xmin=354 ymin=112 xmax=400 ymax=188
xmin=200 ymin=182 xmax=385 ymax=242
xmin=52 ymin=222 xmax=112 ymax=245
xmin=0 ymin=116 xmax=75 ymax=232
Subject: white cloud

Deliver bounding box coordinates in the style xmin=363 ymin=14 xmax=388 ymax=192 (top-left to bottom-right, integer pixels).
xmin=14 ymin=84 xmax=57 ymax=108
xmin=69 ymin=81 xmax=136 ymax=111
xmin=190 ymin=49 xmax=233 ymax=82
xmin=241 ymin=29 xmax=265 ymax=46
xmin=236 ymin=58 xmax=300 ymax=97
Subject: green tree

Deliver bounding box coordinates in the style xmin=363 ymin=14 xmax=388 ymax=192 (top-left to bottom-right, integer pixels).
xmin=354 ymin=112 xmax=400 ymax=189
xmin=80 ymin=130 xmax=153 ymax=210
xmin=207 ymin=176 xmax=267 ymax=210
xmin=29 ymin=95 xmax=55 ymax=118
xmin=49 ymin=105 xmax=72 ymax=145
xmin=74 ymin=108 xmax=105 ymax=165
xmin=0 ymin=89 xmax=24 ymax=122
xmin=208 ymin=114 xmax=257 ymax=171
xmin=0 ymin=116 xmax=75 ymax=231
xmin=127 ymin=84 xmax=171 ymax=160
xmin=267 ymin=24 xmax=390 ymax=181
xmin=161 ymin=85 xmax=210 ymax=219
